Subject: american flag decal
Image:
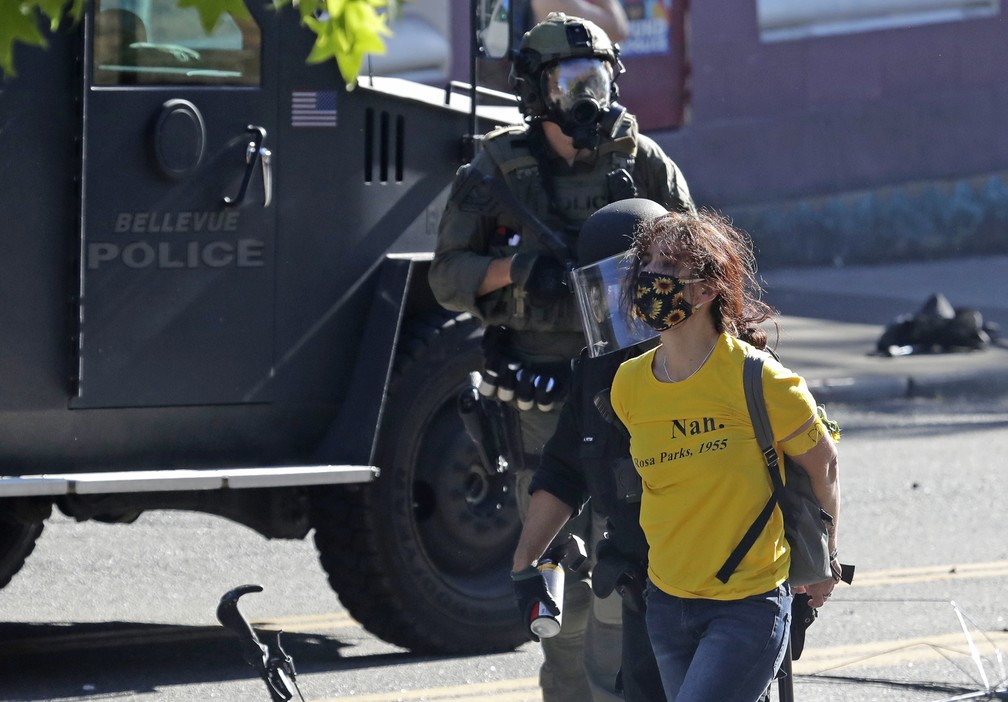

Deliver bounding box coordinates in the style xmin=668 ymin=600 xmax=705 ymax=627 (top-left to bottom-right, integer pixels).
xmin=291 ymin=90 xmax=338 ymax=128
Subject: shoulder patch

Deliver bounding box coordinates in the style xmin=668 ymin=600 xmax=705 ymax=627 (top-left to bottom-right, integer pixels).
xmin=482 ymin=126 xmax=539 ymax=181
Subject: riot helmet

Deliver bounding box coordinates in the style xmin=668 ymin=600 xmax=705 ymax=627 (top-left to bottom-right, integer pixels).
xmin=509 ymin=13 xmax=626 ymax=149
xmin=572 ymin=199 xmax=670 ymax=356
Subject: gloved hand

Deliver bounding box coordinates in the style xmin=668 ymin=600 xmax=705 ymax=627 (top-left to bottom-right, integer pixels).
xmin=615 ymin=570 xmax=647 ymax=615
xmin=510 ymin=253 xmax=567 ymax=305
xmin=511 ymin=566 xmax=559 ymax=642
xmin=790 ymin=592 xmax=817 ymax=660
xmin=592 ymin=538 xmax=646 ymax=614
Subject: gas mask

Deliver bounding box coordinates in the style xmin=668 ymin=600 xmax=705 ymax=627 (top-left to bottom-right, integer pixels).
xmin=542 ymin=58 xmax=625 ymax=150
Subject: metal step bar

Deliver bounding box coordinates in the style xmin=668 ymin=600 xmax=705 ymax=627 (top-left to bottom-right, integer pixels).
xmin=0 ymin=465 xmax=378 ymax=498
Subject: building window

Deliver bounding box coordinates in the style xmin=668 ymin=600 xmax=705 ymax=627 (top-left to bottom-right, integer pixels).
xmin=757 ymin=0 xmax=1000 ymax=41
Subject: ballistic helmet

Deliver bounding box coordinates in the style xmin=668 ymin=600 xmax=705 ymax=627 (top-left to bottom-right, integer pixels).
xmin=509 ymin=13 xmax=623 ymax=121
xmin=572 ymin=199 xmax=669 ymax=356
xmin=577 ymin=197 xmax=668 ymax=265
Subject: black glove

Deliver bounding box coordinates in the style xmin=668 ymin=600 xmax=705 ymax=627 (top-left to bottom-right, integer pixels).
xmin=592 ymin=538 xmax=646 ymax=614
xmin=511 ymin=566 xmax=559 ymax=642
xmin=510 ymin=253 xmax=567 ymax=305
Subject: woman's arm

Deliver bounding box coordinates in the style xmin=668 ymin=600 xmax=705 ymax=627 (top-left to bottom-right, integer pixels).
xmin=785 ymin=423 xmax=841 ymax=606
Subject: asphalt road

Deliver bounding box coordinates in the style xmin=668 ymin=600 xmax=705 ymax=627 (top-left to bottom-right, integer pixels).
xmin=1 ymin=395 xmax=1007 ymax=702
xmin=792 ymin=396 xmax=1008 ymax=701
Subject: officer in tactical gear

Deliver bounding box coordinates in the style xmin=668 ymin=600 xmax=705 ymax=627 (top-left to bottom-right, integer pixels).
xmin=512 ymin=198 xmax=668 ymax=702
xmin=429 ymin=14 xmax=694 ymax=702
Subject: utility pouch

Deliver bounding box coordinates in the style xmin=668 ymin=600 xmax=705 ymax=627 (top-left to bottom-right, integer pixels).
xmin=478 ymin=327 xmax=571 ymax=411
xmin=611 ymin=457 xmax=642 ymax=503
xmin=607 ymin=167 xmax=637 ymax=201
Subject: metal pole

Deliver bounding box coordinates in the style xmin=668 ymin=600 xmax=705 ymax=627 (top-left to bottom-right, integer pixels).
xmin=778 ymin=642 xmax=795 ymax=702
xmin=468 ymin=0 xmax=479 ymax=150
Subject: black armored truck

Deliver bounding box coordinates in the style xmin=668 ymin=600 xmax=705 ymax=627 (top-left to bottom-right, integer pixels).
xmin=0 ymin=0 xmax=527 ymax=654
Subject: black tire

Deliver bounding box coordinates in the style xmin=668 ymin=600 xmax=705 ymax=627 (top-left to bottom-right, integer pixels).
xmin=313 ymin=312 xmax=526 ymax=654
xmin=0 ymin=515 xmax=44 ymax=590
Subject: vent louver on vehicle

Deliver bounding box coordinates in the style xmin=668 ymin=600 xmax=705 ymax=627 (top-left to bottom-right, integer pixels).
xmin=363 ymin=108 xmax=405 ymax=184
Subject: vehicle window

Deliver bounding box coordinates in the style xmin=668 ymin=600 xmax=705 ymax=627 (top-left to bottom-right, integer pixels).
xmin=93 ymin=0 xmax=260 ymax=86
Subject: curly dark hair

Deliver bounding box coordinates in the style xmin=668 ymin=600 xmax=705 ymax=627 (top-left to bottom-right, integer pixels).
xmin=620 ymin=209 xmax=778 ymax=349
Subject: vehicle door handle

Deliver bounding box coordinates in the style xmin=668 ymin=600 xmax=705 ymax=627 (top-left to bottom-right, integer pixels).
xmin=260 ymin=147 xmax=273 ymax=208
xmin=223 ymin=125 xmax=272 ymax=208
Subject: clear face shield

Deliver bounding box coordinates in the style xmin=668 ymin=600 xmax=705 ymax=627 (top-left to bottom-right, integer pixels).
xmin=571 ymin=252 xmax=659 ymax=357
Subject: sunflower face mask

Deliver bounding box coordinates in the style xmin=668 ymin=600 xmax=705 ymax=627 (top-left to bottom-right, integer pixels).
xmin=632 ymin=271 xmax=704 ymax=332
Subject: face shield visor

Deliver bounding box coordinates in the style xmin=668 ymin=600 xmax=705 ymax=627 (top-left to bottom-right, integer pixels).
xmin=571 ymin=252 xmax=659 ymax=357
xmin=541 ymin=58 xmax=613 ymax=132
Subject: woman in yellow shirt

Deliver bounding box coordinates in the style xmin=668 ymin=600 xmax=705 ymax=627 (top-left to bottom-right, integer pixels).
xmin=610 ymin=210 xmax=841 ymax=701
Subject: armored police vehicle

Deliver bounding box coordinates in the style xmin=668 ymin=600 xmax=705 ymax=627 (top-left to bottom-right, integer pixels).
xmin=0 ymin=0 xmax=526 ymax=654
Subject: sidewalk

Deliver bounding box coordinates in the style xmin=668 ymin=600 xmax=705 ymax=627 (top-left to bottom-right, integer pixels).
xmin=759 ymin=256 xmax=1008 ymax=404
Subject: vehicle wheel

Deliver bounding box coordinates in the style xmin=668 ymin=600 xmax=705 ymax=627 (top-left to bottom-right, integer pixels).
xmin=0 ymin=516 xmax=44 ymax=590
xmin=313 ymin=312 xmax=526 ymax=654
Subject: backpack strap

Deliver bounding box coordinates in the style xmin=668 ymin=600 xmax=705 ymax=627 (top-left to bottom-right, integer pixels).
xmin=745 ymin=353 xmax=788 ymax=494
xmin=715 ymin=352 xmax=781 ymax=584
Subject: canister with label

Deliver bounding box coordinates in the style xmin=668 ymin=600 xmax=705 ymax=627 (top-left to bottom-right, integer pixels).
xmin=529 ymin=558 xmax=565 ymax=639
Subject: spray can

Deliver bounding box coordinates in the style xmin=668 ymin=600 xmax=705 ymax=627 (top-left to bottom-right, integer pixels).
xmin=529 ymin=558 xmax=565 ymax=639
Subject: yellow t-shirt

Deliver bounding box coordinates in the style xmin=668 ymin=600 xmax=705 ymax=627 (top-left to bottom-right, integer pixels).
xmin=611 ymin=334 xmax=821 ymax=600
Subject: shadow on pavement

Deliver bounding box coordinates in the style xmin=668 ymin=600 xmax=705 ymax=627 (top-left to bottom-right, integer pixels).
xmin=0 ymin=620 xmax=451 ymax=700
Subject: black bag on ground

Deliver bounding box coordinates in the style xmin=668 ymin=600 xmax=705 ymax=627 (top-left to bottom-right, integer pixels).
xmin=877 ymin=292 xmax=998 ymax=355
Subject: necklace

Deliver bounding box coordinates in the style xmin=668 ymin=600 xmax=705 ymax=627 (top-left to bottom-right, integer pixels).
xmin=661 ymin=337 xmax=719 ymax=383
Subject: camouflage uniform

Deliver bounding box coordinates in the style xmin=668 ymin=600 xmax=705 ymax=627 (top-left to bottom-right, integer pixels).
xmin=429 ymin=12 xmax=694 ymax=702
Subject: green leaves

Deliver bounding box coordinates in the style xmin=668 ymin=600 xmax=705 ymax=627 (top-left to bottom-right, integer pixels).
xmin=282 ymin=0 xmax=392 ymax=87
xmin=0 ymin=0 xmax=396 ymax=83
xmin=177 ymin=0 xmax=251 ymax=34
xmin=0 ymin=6 xmax=43 ymax=78
xmin=817 ymin=405 xmax=842 ymax=444
xmin=0 ymin=0 xmax=83 ymax=77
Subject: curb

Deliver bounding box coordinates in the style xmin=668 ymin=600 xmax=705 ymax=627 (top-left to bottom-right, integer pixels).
xmin=810 ymin=369 xmax=1008 ymax=404
xmin=907 ymin=371 xmax=1008 ymax=401
xmin=808 ymin=376 xmax=909 ymax=404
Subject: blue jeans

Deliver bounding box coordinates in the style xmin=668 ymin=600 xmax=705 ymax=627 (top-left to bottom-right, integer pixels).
xmin=644 ymin=583 xmax=792 ymax=702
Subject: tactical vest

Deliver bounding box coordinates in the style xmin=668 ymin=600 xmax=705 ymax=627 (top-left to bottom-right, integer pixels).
xmin=474 ymin=116 xmax=640 ymax=340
